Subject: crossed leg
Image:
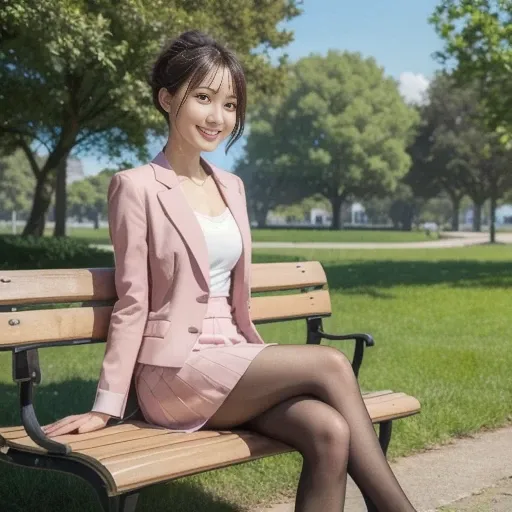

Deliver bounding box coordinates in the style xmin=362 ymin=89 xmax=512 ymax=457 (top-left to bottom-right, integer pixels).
xmin=202 ymin=344 xmax=416 ymax=512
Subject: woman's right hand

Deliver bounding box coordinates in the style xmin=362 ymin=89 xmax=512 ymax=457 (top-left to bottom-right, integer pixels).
xmin=42 ymin=411 xmax=111 ymax=437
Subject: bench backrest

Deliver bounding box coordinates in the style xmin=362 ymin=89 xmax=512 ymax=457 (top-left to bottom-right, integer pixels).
xmin=0 ymin=262 xmax=331 ymax=351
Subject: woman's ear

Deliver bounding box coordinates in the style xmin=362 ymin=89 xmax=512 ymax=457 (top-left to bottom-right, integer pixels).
xmin=158 ymin=88 xmax=173 ymax=113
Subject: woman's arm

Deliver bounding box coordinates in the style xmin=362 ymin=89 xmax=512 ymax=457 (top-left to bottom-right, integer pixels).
xmin=91 ymin=172 xmax=149 ymax=418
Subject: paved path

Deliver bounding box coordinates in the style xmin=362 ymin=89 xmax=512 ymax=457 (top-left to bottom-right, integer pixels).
xmin=91 ymin=232 xmax=512 ymax=252
xmin=253 ymin=425 xmax=512 ymax=512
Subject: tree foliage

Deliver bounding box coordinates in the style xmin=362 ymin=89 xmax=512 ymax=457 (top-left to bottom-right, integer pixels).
xmin=1 ymin=0 xmax=302 ymax=235
xmin=430 ymin=0 xmax=512 ymax=134
xmin=237 ymin=51 xmax=418 ymax=229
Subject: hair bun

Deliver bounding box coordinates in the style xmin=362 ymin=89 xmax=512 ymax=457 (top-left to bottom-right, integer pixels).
xmin=179 ymin=30 xmax=216 ymax=50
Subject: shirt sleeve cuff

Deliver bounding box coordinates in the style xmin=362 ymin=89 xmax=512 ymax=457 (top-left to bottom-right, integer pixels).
xmin=92 ymin=388 xmax=126 ymax=418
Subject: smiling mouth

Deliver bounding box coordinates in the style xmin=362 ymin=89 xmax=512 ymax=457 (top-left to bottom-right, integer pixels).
xmin=197 ymin=126 xmax=221 ymax=137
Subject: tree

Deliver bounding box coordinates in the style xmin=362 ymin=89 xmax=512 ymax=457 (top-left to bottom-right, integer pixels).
xmin=430 ymin=1 xmax=512 ymax=134
xmin=407 ymin=73 xmax=476 ymax=231
xmin=388 ymin=184 xmax=422 ymax=231
xmin=68 ymin=168 xmax=115 ymax=228
xmin=240 ymin=51 xmax=418 ymax=229
xmin=1 ymin=0 xmax=302 ymax=236
xmin=235 ymin=92 xmax=310 ymax=226
xmin=430 ymin=2 xmax=512 ymax=240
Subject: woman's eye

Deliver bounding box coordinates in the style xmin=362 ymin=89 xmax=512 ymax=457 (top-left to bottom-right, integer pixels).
xmin=197 ymin=94 xmax=209 ymax=101
xmin=226 ymin=102 xmax=237 ymax=110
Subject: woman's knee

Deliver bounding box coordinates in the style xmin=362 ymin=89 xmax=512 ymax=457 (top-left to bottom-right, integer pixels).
xmin=300 ymin=406 xmax=350 ymax=474
xmin=311 ymin=346 xmax=355 ymax=393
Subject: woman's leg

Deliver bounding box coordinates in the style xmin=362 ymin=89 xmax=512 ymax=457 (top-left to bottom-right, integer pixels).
xmin=239 ymin=395 xmax=349 ymax=512
xmin=203 ymin=344 xmax=416 ymax=512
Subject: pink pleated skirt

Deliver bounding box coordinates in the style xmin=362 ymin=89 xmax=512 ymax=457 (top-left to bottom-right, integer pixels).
xmin=134 ymin=296 xmax=277 ymax=432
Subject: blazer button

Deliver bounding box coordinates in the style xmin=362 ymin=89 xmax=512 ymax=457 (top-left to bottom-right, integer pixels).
xmin=188 ymin=326 xmax=199 ymax=333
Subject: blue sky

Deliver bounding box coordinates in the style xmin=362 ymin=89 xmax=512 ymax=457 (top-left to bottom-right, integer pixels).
xmin=80 ymin=0 xmax=443 ymax=176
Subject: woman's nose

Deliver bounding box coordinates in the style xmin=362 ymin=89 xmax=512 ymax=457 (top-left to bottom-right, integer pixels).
xmin=206 ymin=103 xmax=224 ymax=125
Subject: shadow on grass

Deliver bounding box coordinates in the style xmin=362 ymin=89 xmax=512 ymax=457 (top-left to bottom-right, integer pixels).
xmin=0 ymin=381 xmax=242 ymax=512
xmin=325 ymin=259 xmax=512 ymax=293
xmin=253 ymin=253 xmax=512 ymax=297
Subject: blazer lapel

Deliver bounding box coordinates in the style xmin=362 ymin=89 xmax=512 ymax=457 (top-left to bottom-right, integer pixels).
xmin=151 ymin=152 xmax=210 ymax=291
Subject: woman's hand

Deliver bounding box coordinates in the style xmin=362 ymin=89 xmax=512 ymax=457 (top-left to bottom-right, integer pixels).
xmin=42 ymin=411 xmax=111 ymax=437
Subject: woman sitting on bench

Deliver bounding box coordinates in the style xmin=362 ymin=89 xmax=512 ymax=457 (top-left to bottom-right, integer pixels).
xmin=43 ymin=30 xmax=416 ymax=512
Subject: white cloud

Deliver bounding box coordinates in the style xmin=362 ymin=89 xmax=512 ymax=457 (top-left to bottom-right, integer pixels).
xmin=398 ymin=72 xmax=430 ymax=105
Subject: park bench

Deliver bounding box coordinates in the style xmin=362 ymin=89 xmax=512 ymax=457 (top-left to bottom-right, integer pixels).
xmin=0 ymin=261 xmax=421 ymax=512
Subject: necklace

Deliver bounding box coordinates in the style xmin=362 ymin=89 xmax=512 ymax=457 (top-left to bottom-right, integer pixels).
xmin=185 ymin=174 xmax=210 ymax=187
xmin=179 ymin=163 xmax=211 ymax=187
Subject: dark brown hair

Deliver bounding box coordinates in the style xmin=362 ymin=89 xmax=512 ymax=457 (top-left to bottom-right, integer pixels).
xmin=149 ymin=30 xmax=247 ymax=153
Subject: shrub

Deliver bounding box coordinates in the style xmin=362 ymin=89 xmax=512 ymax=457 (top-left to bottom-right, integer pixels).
xmin=0 ymin=235 xmax=113 ymax=270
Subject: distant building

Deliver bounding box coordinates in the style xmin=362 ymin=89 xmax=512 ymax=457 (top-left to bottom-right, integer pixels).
xmin=350 ymin=202 xmax=368 ymax=225
xmin=267 ymin=202 xmax=368 ymax=227
xmin=462 ymin=203 xmax=512 ymax=227
xmin=309 ymin=207 xmax=331 ymax=226
xmin=496 ymin=204 xmax=512 ymax=225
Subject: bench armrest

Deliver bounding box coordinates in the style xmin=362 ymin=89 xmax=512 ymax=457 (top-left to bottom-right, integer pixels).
xmin=306 ymin=319 xmax=374 ymax=378
xmin=318 ymin=331 xmax=374 ymax=378
xmin=317 ymin=331 xmax=374 ymax=346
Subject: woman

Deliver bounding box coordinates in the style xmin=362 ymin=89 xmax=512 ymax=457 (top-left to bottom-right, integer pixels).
xmin=43 ymin=30 xmax=416 ymax=512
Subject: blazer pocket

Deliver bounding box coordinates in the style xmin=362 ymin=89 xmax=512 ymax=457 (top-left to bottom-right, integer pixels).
xmin=143 ymin=319 xmax=172 ymax=338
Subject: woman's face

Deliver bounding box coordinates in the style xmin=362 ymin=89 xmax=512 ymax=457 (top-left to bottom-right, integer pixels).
xmin=164 ymin=66 xmax=238 ymax=153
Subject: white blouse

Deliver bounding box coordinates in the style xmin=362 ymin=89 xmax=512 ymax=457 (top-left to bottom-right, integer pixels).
xmin=194 ymin=208 xmax=243 ymax=297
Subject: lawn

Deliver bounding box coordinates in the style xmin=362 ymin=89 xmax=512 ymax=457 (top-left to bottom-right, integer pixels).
xmin=0 ymin=225 xmax=436 ymax=245
xmin=1 ymin=245 xmax=511 ymax=511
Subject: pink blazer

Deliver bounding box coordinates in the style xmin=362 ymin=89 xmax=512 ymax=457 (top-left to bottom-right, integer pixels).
xmin=92 ymin=151 xmax=264 ymax=418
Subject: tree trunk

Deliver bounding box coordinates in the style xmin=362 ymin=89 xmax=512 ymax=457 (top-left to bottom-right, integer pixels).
xmin=22 ymin=176 xmax=55 ymax=237
xmin=330 ymin=196 xmax=343 ymax=230
xmin=449 ymin=195 xmax=460 ymax=231
xmin=254 ymin=204 xmax=269 ymax=228
xmin=93 ymin=210 xmax=100 ymax=230
xmin=21 ymin=125 xmax=78 ymax=237
xmin=53 ymin=156 xmax=68 ymax=237
xmin=489 ymin=194 xmax=497 ymax=244
xmin=473 ymin=202 xmax=483 ymax=232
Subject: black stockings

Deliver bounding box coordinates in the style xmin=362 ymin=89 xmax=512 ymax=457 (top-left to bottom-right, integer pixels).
xmin=202 ymin=344 xmax=416 ymax=512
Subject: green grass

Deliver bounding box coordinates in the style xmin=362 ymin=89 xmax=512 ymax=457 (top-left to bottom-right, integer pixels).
xmin=250 ymin=228 xmax=434 ymax=243
xmin=1 ymin=245 xmax=511 ymax=511
xmin=0 ymin=225 xmax=436 ymax=245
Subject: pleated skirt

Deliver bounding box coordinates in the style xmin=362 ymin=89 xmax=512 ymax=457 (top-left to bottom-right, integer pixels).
xmin=134 ymin=296 xmax=277 ymax=432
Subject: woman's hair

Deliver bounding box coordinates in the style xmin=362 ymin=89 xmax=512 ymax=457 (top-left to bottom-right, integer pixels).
xmin=149 ymin=30 xmax=247 ymax=153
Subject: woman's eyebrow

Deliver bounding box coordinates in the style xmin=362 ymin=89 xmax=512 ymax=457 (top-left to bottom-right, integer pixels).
xmin=197 ymin=86 xmax=237 ymax=99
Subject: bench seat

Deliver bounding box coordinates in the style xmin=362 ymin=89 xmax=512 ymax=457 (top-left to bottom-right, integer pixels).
xmin=0 ymin=390 xmax=420 ymax=497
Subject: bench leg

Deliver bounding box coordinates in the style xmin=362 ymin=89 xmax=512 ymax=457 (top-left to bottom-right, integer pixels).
xmin=361 ymin=421 xmax=393 ymax=511
xmin=107 ymin=492 xmax=140 ymax=512
xmin=378 ymin=420 xmax=392 ymax=455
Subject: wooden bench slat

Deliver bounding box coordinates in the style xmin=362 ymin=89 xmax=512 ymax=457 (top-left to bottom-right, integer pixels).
xmin=0 ymin=289 xmax=331 ymax=349
xmin=362 ymin=390 xmax=394 ymax=399
xmin=363 ymin=392 xmax=408 ymax=404
xmin=365 ymin=395 xmax=421 ymax=423
xmin=0 ymin=306 xmax=113 ymax=348
xmin=0 ymin=268 xmax=116 ymax=306
xmin=0 ymin=392 xmax=420 ymax=494
xmin=251 ymin=289 xmax=331 ymax=323
xmin=103 ymin=433 xmax=243 ymax=465
xmin=69 ymin=427 xmax=179 ymax=451
xmin=81 ymin=431 xmax=221 ymax=459
xmin=251 ymin=262 xmax=327 ymax=292
xmin=0 ymin=262 xmax=327 ymax=307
